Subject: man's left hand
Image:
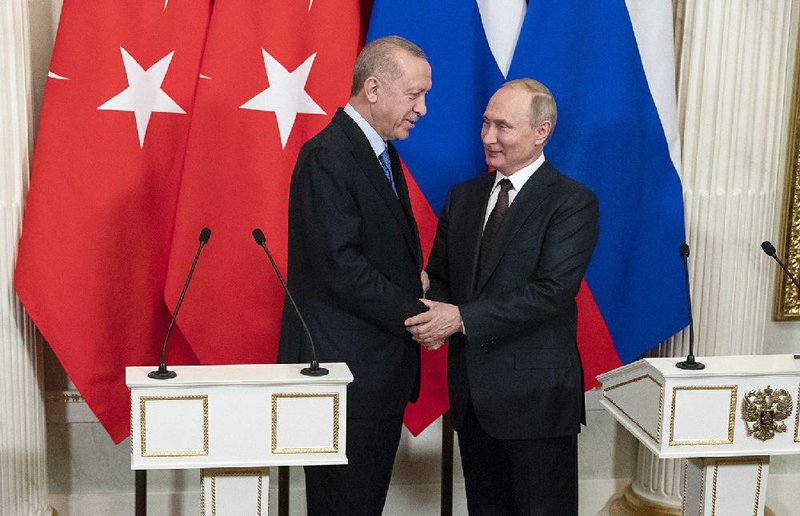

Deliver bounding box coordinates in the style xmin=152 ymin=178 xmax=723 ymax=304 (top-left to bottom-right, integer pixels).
xmin=405 ymin=299 xmax=462 ymax=344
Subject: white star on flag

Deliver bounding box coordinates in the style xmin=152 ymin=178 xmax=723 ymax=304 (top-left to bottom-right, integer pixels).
xmin=98 ymin=47 xmax=185 ymax=148
xmin=241 ymin=49 xmax=325 ymax=148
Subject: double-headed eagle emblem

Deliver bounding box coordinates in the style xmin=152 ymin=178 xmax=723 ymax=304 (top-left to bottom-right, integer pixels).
xmin=741 ymin=385 xmax=793 ymax=441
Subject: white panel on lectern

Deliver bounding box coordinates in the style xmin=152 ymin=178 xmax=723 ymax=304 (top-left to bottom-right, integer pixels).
xmin=669 ymin=386 xmax=736 ymax=446
xmin=141 ymin=395 xmax=208 ymax=457
xmin=272 ymin=393 xmax=338 ymax=454
xmin=603 ymin=374 xmax=663 ymax=443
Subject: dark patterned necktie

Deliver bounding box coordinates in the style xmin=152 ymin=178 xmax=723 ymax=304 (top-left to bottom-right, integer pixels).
xmin=479 ymin=178 xmax=513 ymax=269
xmin=379 ymin=148 xmax=398 ymax=196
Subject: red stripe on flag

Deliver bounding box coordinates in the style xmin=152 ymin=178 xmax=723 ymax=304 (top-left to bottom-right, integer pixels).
xmin=576 ymin=280 xmax=621 ymax=389
xmin=402 ymin=162 xmax=449 ymax=436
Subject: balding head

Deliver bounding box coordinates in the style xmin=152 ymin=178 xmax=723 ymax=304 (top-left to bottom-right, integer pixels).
xmin=350 ymin=36 xmax=427 ymax=98
xmin=502 ymin=78 xmax=558 ymax=135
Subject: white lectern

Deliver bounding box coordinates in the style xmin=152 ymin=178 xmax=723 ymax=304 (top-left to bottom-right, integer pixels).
xmin=598 ymin=354 xmax=800 ymax=515
xmin=127 ymin=362 xmax=353 ymax=515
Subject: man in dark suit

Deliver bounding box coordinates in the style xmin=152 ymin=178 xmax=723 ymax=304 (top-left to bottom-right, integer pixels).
xmin=405 ymin=79 xmax=599 ymax=515
xmin=278 ymin=36 xmax=432 ymax=516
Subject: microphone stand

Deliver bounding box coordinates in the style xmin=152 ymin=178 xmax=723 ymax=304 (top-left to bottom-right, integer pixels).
xmin=252 ymin=229 xmax=328 ymax=376
xmin=761 ymin=241 xmax=800 ymax=359
xmin=149 ymin=227 xmax=211 ymax=379
xmin=676 ymin=243 xmax=704 ymax=370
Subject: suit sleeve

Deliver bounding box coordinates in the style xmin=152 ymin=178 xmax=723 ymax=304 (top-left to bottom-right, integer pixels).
xmin=293 ymin=146 xmax=426 ymax=336
xmin=459 ymin=188 xmax=599 ymax=342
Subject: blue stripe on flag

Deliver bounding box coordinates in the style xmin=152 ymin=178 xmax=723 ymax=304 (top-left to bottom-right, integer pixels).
xmin=367 ymin=1 xmax=504 ymax=214
xmin=509 ymin=0 xmax=688 ymax=361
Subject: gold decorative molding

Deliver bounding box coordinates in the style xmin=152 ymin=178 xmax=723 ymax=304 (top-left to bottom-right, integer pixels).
xmin=45 ymin=392 xmax=84 ymax=403
xmin=669 ymin=386 xmax=737 ymax=446
xmin=710 ymin=459 xmax=763 ymax=516
xmin=775 ymin=29 xmax=800 ymax=319
xmin=795 ymin=383 xmax=800 ymax=443
xmin=200 ymin=469 xmax=267 ymax=516
xmin=140 ymin=395 xmax=209 ymax=457
xmin=603 ymin=374 xmax=664 ymax=443
xmin=271 ymin=392 xmax=339 ymax=454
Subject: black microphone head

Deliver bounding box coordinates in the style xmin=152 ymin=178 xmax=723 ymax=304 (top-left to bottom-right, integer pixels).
xmin=761 ymin=241 xmax=776 ymax=257
xmin=679 ymin=243 xmax=690 ymax=258
xmin=199 ymin=227 xmax=211 ymax=243
xmin=252 ymin=228 xmax=266 ymax=245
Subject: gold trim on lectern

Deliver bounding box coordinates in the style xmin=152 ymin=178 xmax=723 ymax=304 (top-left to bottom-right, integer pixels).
xmin=271 ymin=392 xmax=339 ymax=454
xmin=795 ymin=384 xmax=800 ymax=443
xmin=140 ymin=395 xmax=209 ymax=457
xmin=669 ymin=386 xmax=737 ymax=446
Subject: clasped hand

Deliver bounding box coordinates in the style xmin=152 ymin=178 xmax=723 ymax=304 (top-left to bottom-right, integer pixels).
xmin=405 ymin=299 xmax=462 ymax=351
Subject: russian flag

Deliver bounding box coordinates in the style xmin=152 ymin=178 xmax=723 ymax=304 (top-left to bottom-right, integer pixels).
xmin=369 ymin=0 xmax=689 ymax=434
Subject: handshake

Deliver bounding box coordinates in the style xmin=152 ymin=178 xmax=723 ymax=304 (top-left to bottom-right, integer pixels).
xmin=405 ymin=270 xmax=462 ymax=351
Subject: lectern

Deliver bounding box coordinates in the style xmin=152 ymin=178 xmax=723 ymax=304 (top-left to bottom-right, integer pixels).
xmin=598 ymin=354 xmax=800 ymax=515
xmin=127 ymin=363 xmax=353 ymax=515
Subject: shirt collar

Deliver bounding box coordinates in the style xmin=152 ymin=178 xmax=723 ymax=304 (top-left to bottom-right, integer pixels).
xmin=344 ymin=103 xmax=386 ymax=158
xmin=494 ymin=153 xmax=546 ymax=192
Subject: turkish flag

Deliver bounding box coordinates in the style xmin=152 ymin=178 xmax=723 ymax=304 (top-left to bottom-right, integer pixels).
xmin=14 ymin=1 xmax=211 ymax=443
xmin=166 ymin=0 xmax=365 ymax=363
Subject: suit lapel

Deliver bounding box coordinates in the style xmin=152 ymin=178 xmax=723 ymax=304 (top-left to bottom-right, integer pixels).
xmin=334 ymin=110 xmax=421 ymax=265
xmin=388 ymin=143 xmax=423 ymax=266
xmin=465 ymin=174 xmax=495 ymax=299
xmin=474 ymin=163 xmax=557 ymax=295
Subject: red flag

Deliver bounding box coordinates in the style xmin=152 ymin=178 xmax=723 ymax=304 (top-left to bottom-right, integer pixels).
xmin=166 ymin=0 xmax=365 ymax=363
xmin=402 ymin=163 xmax=449 ymax=435
xmin=14 ymin=1 xmax=211 ymax=443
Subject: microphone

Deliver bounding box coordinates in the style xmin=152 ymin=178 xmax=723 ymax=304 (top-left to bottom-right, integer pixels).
xmin=251 ymin=228 xmax=328 ymax=377
xmin=676 ymin=243 xmax=704 ymax=370
xmin=761 ymin=240 xmax=800 ymax=359
xmin=149 ymin=227 xmax=211 ymax=379
xmin=761 ymin=241 xmax=800 ymax=292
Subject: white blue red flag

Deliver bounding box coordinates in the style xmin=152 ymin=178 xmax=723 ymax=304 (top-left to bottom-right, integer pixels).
xmin=369 ymin=0 xmax=689 ymax=432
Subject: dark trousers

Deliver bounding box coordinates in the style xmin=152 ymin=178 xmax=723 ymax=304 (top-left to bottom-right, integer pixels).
xmin=458 ymin=402 xmax=578 ymax=516
xmin=303 ymin=411 xmax=405 ymax=516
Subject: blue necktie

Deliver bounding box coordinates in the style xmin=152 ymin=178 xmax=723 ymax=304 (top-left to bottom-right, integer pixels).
xmin=379 ymin=148 xmax=398 ymax=196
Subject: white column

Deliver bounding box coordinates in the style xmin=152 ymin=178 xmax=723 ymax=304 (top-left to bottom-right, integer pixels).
xmin=611 ymin=0 xmax=800 ymax=513
xmin=0 ymin=1 xmax=51 ymax=515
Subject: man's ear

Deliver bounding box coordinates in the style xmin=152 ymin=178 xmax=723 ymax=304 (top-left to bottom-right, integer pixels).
xmin=535 ymin=120 xmax=552 ymax=145
xmin=364 ymin=76 xmax=380 ymax=103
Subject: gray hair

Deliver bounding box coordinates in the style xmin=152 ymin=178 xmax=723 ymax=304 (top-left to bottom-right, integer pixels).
xmin=350 ymin=36 xmax=427 ymax=97
xmin=503 ymin=78 xmax=557 ymax=133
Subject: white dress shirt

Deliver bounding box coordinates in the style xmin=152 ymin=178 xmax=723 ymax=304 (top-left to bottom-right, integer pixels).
xmin=344 ymin=103 xmax=386 ymax=159
xmin=483 ymin=153 xmax=546 ymax=229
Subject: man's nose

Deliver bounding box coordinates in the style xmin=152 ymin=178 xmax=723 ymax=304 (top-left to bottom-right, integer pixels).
xmin=414 ymin=96 xmax=427 ymax=117
xmin=481 ymin=125 xmax=496 ymax=144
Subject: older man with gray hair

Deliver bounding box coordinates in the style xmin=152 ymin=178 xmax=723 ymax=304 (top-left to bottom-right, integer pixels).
xmin=278 ymin=36 xmax=432 ymax=516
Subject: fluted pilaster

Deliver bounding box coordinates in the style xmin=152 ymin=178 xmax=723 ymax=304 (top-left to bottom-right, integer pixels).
xmin=0 ymin=0 xmax=50 ymax=515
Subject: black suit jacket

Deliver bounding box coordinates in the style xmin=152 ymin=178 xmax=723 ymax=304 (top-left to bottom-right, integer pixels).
xmin=427 ymin=162 xmax=599 ymax=440
xmin=278 ymin=109 xmax=426 ymax=418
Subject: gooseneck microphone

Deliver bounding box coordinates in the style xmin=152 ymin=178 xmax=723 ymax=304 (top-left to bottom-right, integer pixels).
xmin=149 ymin=227 xmax=211 ymax=379
xmin=676 ymin=243 xmax=704 ymax=370
xmin=251 ymin=228 xmax=328 ymax=376
xmin=761 ymin=241 xmax=800 ymax=292
xmin=761 ymin=240 xmax=800 ymax=359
